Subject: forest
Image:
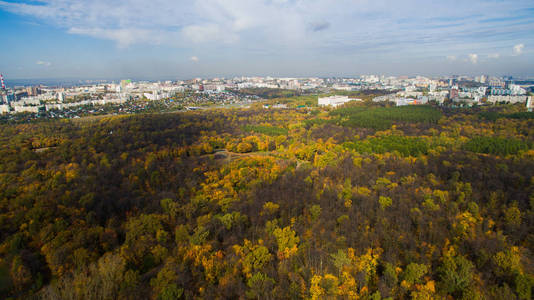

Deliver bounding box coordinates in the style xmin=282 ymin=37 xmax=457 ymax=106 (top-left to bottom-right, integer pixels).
xmin=0 ymin=100 xmax=533 ymax=299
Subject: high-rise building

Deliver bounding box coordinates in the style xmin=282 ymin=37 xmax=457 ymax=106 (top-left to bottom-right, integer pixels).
xmin=26 ymin=86 xmax=41 ymax=96
xmin=449 ymin=87 xmax=459 ymax=99
xmin=1 ymin=92 xmax=15 ymax=104
xmin=57 ymin=92 xmax=65 ymax=102
xmin=489 ymin=79 xmax=505 ymax=88
xmin=475 ymin=75 xmax=488 ymax=84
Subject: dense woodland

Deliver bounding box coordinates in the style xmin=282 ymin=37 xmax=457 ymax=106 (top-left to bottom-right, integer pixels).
xmin=0 ymin=101 xmax=533 ymax=299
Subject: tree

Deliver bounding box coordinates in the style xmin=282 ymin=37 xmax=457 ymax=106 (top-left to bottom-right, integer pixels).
xmin=379 ymin=196 xmax=392 ymax=210
xmin=246 ymin=272 xmax=275 ymax=299
xmin=273 ymin=226 xmax=300 ymax=260
xmin=402 ymin=263 xmax=428 ymax=286
xmin=437 ymin=252 xmax=475 ymax=298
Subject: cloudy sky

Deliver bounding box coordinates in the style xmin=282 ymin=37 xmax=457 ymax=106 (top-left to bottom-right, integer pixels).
xmin=1 ymin=0 xmax=533 ymax=79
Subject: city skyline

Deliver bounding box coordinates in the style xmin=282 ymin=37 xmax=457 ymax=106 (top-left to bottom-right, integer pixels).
xmin=1 ymin=0 xmax=534 ymax=79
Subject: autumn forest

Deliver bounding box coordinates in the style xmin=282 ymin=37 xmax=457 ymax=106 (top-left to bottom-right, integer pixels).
xmin=0 ymin=100 xmax=533 ymax=299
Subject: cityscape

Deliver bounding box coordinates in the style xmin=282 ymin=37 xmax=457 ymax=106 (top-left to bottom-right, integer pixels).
xmin=0 ymin=74 xmax=532 ymax=121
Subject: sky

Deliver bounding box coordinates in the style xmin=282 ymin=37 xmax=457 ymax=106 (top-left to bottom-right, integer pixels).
xmin=0 ymin=0 xmax=533 ymax=80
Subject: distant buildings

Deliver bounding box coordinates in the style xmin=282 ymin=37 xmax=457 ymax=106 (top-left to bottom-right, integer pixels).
xmin=489 ymin=79 xmax=505 ymax=88
xmin=0 ymin=74 xmax=531 ymax=118
xmin=318 ymin=95 xmax=361 ymax=107
xmin=26 ymin=86 xmax=41 ymax=96
xmin=487 ymin=95 xmax=530 ymax=104
xmin=143 ymin=91 xmax=170 ymax=101
xmin=373 ymin=94 xmax=428 ymax=106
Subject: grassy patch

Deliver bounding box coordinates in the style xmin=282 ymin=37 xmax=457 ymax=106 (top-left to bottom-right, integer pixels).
xmin=243 ymin=125 xmax=288 ymax=136
xmin=344 ymin=135 xmax=429 ymax=156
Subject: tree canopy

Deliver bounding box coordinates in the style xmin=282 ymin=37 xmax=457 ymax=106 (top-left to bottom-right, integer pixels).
xmin=0 ymin=103 xmax=533 ymax=299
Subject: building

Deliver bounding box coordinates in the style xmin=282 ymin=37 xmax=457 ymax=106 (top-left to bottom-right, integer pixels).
xmin=490 ymin=88 xmax=512 ymax=96
xmin=475 ymin=75 xmax=488 ymax=84
xmin=1 ymin=92 xmax=15 ymax=104
xmin=143 ymin=90 xmax=170 ymax=101
xmin=449 ymin=87 xmax=459 ymax=99
xmin=120 ymin=79 xmax=132 ymax=89
xmin=13 ymin=105 xmax=40 ymax=113
xmin=509 ymin=84 xmax=527 ymax=96
xmin=487 ymin=95 xmax=529 ymax=104
xmin=57 ymin=92 xmax=65 ymax=102
xmin=26 ymin=86 xmax=42 ymax=96
xmin=490 ymin=79 xmax=505 ymax=88
xmin=526 ymin=97 xmax=533 ymax=112
xmin=0 ymin=104 xmax=10 ymax=114
xmin=318 ymin=95 xmax=360 ymax=107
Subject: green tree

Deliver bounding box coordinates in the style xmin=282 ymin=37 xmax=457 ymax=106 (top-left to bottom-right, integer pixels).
xmin=402 ymin=263 xmax=428 ymax=285
xmin=437 ymin=252 xmax=475 ymax=298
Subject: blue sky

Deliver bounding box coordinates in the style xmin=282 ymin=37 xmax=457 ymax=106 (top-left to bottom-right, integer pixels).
xmin=1 ymin=0 xmax=533 ymax=79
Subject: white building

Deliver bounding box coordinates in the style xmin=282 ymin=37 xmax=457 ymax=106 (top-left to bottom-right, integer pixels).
xmin=0 ymin=105 xmax=10 ymax=114
xmin=14 ymin=105 xmax=40 ymax=113
xmin=14 ymin=98 xmax=40 ymax=106
xmin=487 ymin=95 xmax=529 ymax=104
xmin=57 ymin=92 xmax=65 ymax=102
xmin=45 ymin=98 xmax=127 ymax=111
xmin=509 ymin=84 xmax=527 ymax=96
xmin=395 ymin=98 xmax=417 ymax=106
xmin=143 ymin=91 xmax=170 ymax=101
xmin=332 ymin=84 xmax=354 ymax=91
xmin=318 ymin=95 xmax=360 ymax=107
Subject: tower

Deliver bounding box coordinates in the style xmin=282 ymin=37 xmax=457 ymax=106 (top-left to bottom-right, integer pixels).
xmin=0 ymin=74 xmax=6 ymax=90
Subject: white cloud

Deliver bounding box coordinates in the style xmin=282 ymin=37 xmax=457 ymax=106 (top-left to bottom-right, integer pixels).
xmin=0 ymin=0 xmax=532 ymax=61
xmin=36 ymin=61 xmax=51 ymax=67
xmin=68 ymin=27 xmax=168 ymax=47
xmin=487 ymin=53 xmax=500 ymax=59
xmin=468 ymin=54 xmax=478 ymax=64
xmin=190 ymin=56 xmax=199 ymax=62
xmin=181 ymin=24 xmax=238 ymax=44
xmin=446 ymin=55 xmax=457 ymax=61
xmin=513 ymin=44 xmax=524 ymax=56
